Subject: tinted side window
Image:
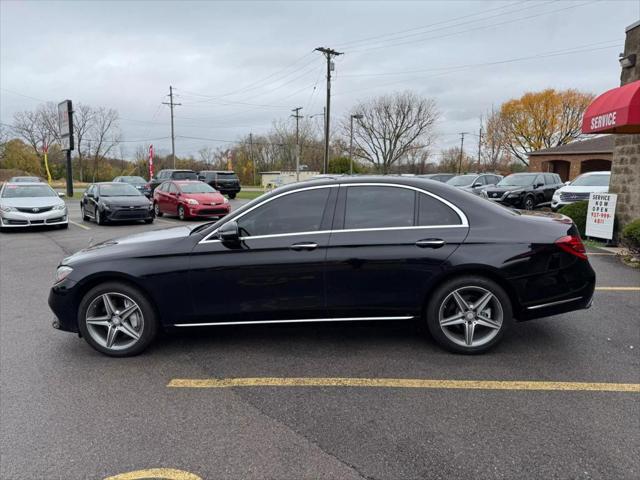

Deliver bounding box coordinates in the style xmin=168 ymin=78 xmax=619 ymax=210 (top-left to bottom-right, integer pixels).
xmin=544 ymin=174 xmax=555 ymax=184
xmin=237 ymin=188 xmax=330 ymax=237
xmin=418 ymin=194 xmax=461 ymax=226
xmin=344 ymin=186 xmax=414 ymax=229
xmin=534 ymin=175 xmax=544 ymax=186
xmin=168 ymin=183 xmax=178 ymax=193
xmin=476 ymin=176 xmax=487 ymax=185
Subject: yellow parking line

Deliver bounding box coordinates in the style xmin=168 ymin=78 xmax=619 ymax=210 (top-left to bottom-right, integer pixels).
xmin=596 ymin=287 xmax=640 ymax=291
xmin=69 ymin=220 xmax=90 ymax=230
xmin=167 ymin=377 xmax=640 ymax=393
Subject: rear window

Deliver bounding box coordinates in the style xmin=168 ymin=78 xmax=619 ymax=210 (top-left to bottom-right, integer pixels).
xmin=217 ymin=172 xmax=238 ymax=179
xmin=418 ymin=194 xmax=461 ymax=226
xmin=172 ymin=171 xmax=197 ymax=180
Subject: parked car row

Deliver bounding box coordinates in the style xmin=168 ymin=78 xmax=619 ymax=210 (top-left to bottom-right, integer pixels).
xmin=147 ymin=169 xmax=241 ymax=198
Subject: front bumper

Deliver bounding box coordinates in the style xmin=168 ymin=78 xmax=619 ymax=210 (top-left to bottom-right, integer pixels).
xmin=0 ymin=209 xmax=68 ymax=227
xmin=486 ymin=195 xmax=524 ymax=208
xmin=103 ymin=207 xmax=153 ymax=222
xmin=49 ymin=278 xmax=79 ymax=333
xmin=188 ymin=203 xmax=230 ymax=218
xmin=551 ymin=199 xmax=571 ymax=211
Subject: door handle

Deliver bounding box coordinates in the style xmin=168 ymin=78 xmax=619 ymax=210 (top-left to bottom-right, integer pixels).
xmin=415 ymin=239 xmax=446 ymax=248
xmin=290 ymin=242 xmax=318 ymax=251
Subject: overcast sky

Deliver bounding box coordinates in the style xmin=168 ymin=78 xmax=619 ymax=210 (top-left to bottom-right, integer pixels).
xmin=1 ymin=0 xmax=638 ymax=160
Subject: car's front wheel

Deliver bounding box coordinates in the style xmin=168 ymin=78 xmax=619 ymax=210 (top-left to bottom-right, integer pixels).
xmin=96 ymin=209 xmax=106 ymax=225
xmin=177 ymin=205 xmax=186 ymax=220
xmin=425 ymin=275 xmax=512 ymax=354
xmin=228 ymin=193 xmax=237 ymax=199
xmin=78 ymin=282 xmax=158 ymax=357
xmin=523 ymin=195 xmax=535 ymax=210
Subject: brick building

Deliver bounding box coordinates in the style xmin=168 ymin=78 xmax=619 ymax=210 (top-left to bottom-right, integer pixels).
xmin=528 ymin=135 xmax=613 ymax=182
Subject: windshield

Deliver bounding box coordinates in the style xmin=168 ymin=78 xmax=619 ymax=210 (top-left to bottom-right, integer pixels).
xmin=120 ymin=176 xmax=147 ymax=184
xmin=173 ymin=171 xmax=197 ymax=180
xmin=180 ymin=183 xmax=216 ymax=193
xmin=497 ymin=175 xmax=536 ymax=187
xmin=98 ymin=184 xmax=142 ymax=197
xmin=1 ymin=184 xmax=57 ymax=198
xmin=570 ymin=174 xmax=610 ymax=187
xmin=446 ymin=175 xmax=477 ymax=186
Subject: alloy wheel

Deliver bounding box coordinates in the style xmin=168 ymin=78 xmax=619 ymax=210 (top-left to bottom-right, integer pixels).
xmin=154 ymin=202 xmax=160 ymax=216
xmin=178 ymin=205 xmax=185 ymax=220
xmin=438 ymin=286 xmax=503 ymax=348
xmin=85 ymin=292 xmax=144 ymax=351
xmin=524 ymin=197 xmax=534 ymax=210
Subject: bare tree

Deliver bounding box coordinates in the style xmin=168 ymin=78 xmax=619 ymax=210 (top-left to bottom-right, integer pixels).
xmin=345 ymin=91 xmax=439 ymax=174
xmin=198 ymin=146 xmax=215 ymax=165
xmin=88 ymin=107 xmax=120 ymax=181
xmin=73 ymin=104 xmax=95 ymax=182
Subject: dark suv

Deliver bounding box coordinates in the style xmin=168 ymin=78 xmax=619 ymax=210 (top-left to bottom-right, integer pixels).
xmin=482 ymin=172 xmax=563 ymax=210
xmin=149 ymin=169 xmax=197 ymax=193
xmin=198 ymin=171 xmax=241 ymax=199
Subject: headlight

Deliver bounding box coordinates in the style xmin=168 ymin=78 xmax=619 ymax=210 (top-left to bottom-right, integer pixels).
xmin=481 ymin=191 xmax=488 ymax=198
xmin=0 ymin=205 xmax=17 ymax=212
xmin=186 ymin=198 xmax=199 ymax=205
xmin=101 ymin=203 xmax=111 ymax=211
xmin=507 ymin=191 xmax=523 ymax=198
xmin=53 ymin=204 xmax=66 ymax=211
xmin=54 ymin=265 xmax=73 ymax=283
xmin=223 ymin=197 xmax=229 ymax=204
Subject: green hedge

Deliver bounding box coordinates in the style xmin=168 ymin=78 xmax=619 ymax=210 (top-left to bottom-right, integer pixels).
xmin=558 ymin=201 xmax=589 ymax=237
xmin=622 ymin=219 xmax=640 ymax=254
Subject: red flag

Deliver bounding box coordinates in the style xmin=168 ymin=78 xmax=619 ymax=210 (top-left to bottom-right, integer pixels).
xmin=148 ymin=144 xmax=154 ymax=179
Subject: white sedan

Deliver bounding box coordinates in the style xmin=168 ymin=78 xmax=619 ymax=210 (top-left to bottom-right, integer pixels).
xmin=0 ymin=182 xmax=68 ymax=230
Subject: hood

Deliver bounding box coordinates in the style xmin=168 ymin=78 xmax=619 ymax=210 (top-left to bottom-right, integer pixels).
xmin=485 ymin=185 xmax=527 ymax=193
xmin=63 ymin=226 xmax=193 ymax=266
xmin=99 ymin=195 xmax=150 ymax=206
xmin=183 ymin=192 xmax=226 ymax=203
xmin=555 ymin=185 xmax=609 ymax=194
xmin=0 ymin=196 xmax=65 ymax=208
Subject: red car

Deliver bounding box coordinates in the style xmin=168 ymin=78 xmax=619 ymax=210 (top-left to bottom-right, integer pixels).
xmin=153 ymin=180 xmax=230 ymax=220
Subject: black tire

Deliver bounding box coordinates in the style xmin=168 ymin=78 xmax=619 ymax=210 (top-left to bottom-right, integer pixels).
xmin=144 ymin=218 xmax=154 ymax=224
xmin=153 ymin=202 xmax=163 ymax=217
xmin=228 ymin=193 xmax=237 ymax=199
xmin=523 ymin=195 xmax=535 ymax=210
xmin=96 ymin=209 xmax=106 ymax=225
xmin=81 ymin=205 xmax=90 ymax=221
xmin=77 ymin=281 xmax=159 ymax=357
xmin=425 ymin=275 xmax=513 ymax=354
xmin=177 ymin=205 xmax=186 ymax=220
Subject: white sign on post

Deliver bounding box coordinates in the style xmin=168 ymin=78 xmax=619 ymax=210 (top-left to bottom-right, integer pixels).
xmin=585 ymin=192 xmax=617 ymax=240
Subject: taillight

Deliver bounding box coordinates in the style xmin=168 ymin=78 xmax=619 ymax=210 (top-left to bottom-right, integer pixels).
xmin=555 ymin=235 xmax=587 ymax=260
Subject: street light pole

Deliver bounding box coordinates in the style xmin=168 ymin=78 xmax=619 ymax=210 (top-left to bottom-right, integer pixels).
xmin=349 ymin=114 xmax=363 ymax=176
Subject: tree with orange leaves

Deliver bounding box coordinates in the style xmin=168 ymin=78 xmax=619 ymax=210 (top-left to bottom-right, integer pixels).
xmin=499 ymin=88 xmax=595 ymax=166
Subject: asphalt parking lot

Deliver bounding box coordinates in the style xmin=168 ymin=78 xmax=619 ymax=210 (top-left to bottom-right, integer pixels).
xmin=1 ymin=199 xmax=639 ymax=480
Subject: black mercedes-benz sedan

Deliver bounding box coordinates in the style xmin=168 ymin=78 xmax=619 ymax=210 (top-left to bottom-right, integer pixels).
xmin=50 ymin=176 xmax=595 ymax=357
xmin=80 ymin=182 xmax=154 ymax=225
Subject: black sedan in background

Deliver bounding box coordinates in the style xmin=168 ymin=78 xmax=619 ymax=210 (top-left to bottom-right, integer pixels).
xmin=80 ymin=182 xmax=154 ymax=225
xmin=113 ymin=175 xmax=152 ymax=197
xmin=51 ymin=176 xmax=595 ymax=357
xmin=482 ymin=172 xmax=563 ymax=210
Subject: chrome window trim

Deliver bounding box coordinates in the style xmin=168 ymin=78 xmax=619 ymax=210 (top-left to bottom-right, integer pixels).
xmin=199 ymin=182 xmax=468 ymax=245
xmin=175 ymin=316 xmax=414 ymax=327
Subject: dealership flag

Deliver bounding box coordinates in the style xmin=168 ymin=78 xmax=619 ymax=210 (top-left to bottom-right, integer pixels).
xmin=149 ymin=145 xmax=154 ymax=179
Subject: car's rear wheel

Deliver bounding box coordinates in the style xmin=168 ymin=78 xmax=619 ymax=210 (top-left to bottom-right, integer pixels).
xmin=153 ymin=202 xmax=163 ymax=217
xmin=425 ymin=275 xmax=512 ymax=354
xmin=228 ymin=193 xmax=236 ymax=199
xmin=178 ymin=205 xmax=186 ymax=220
xmin=78 ymin=282 xmax=158 ymax=357
xmin=523 ymin=195 xmax=535 ymax=210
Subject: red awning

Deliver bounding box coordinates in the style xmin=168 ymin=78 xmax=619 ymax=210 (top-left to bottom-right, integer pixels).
xmin=582 ymin=80 xmax=640 ymax=134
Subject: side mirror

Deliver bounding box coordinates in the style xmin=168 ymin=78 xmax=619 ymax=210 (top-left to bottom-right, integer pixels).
xmin=87 ymin=192 xmax=95 ymax=198
xmin=472 ymin=182 xmax=482 ymax=188
xmin=218 ymin=221 xmax=240 ymax=243
xmin=535 ymin=183 xmax=544 ymax=188
xmin=58 ymin=192 xmax=65 ymax=198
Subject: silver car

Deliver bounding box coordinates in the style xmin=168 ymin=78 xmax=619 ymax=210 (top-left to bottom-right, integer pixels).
xmin=0 ymin=182 xmax=68 ymax=230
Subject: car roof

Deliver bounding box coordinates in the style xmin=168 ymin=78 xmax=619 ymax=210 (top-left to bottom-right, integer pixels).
xmin=172 ymin=180 xmax=204 ymax=184
xmin=579 ymin=171 xmax=611 ymax=175
xmin=200 ymin=170 xmax=236 ymax=173
xmin=2 ymin=181 xmax=50 ymax=187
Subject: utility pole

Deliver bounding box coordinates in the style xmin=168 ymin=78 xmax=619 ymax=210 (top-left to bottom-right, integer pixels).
xmin=249 ymin=133 xmax=256 ymax=186
xmin=477 ymin=125 xmax=483 ymax=172
xmin=162 ymin=85 xmax=181 ymax=168
xmin=315 ymin=47 xmax=343 ymax=174
xmin=291 ymin=107 xmax=303 ymax=181
xmin=458 ymin=132 xmax=469 ymax=174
